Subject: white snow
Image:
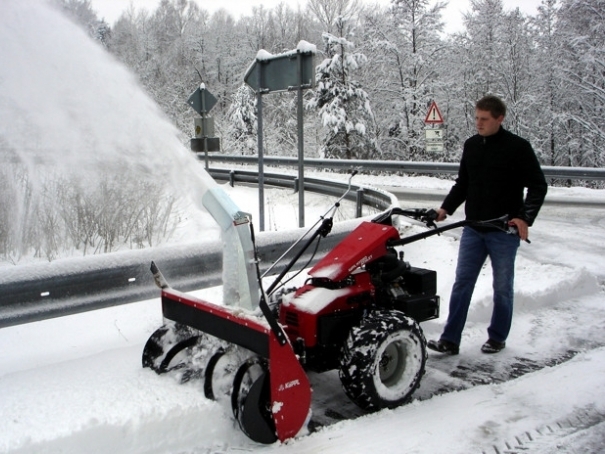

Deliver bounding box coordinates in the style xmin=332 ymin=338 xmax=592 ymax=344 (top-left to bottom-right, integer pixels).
xmin=296 ymin=40 xmax=318 ymax=54
xmin=256 ymin=49 xmax=274 ymax=61
xmin=282 ymin=285 xmax=353 ymax=315
xmin=256 ymin=40 xmax=317 ymax=62
xmin=1 ymin=183 xmax=605 ymax=454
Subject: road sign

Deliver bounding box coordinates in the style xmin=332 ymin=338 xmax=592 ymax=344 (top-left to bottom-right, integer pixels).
xmin=244 ymin=50 xmax=314 ymax=93
xmin=191 ymin=137 xmax=220 ymax=152
xmin=425 ymin=129 xmax=443 ymax=141
xmin=187 ymin=86 xmax=217 ymax=115
xmin=194 ymin=117 xmax=214 ymax=138
xmin=426 ymin=142 xmax=444 ymax=152
xmin=424 ymin=101 xmax=444 ymax=124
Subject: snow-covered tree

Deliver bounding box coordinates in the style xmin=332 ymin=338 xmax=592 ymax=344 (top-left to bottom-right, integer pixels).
xmin=493 ymin=8 xmax=535 ymax=138
xmin=308 ymin=0 xmax=361 ymax=35
xmin=461 ymin=0 xmax=508 ymax=99
xmin=310 ymin=26 xmax=377 ymax=159
xmin=555 ymin=0 xmax=605 ymax=169
xmin=458 ymin=1 xmax=540 ymax=144
xmin=226 ymin=85 xmax=258 ymax=155
xmin=53 ymin=0 xmax=111 ymax=47
xmin=530 ymin=0 xmax=567 ymax=167
xmin=361 ymin=0 xmax=447 ymax=160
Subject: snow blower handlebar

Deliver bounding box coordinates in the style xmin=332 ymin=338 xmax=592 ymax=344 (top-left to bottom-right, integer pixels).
xmin=372 ymin=207 xmax=438 ymax=227
xmin=385 ymin=209 xmax=527 ymax=248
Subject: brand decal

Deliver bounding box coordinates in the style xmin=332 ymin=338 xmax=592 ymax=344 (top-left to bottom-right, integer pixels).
xmin=278 ymin=379 xmax=301 ymax=392
xmin=349 ymin=254 xmax=373 ymax=272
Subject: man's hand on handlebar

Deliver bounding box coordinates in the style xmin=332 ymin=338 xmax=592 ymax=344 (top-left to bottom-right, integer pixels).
xmin=435 ymin=208 xmax=448 ymax=222
xmin=508 ymin=218 xmax=529 ymax=241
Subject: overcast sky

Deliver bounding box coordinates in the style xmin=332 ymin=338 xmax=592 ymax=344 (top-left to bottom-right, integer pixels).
xmin=90 ymin=0 xmax=543 ymax=34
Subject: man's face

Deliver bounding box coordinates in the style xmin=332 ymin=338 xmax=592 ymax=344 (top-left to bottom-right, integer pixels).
xmin=475 ymin=109 xmax=504 ymax=137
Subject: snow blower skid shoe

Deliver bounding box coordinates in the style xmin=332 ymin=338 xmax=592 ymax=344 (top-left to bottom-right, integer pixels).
xmin=142 ymin=270 xmax=312 ymax=444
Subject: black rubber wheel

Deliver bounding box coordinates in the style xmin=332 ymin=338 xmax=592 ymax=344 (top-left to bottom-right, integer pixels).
xmin=339 ymin=310 xmax=427 ymax=411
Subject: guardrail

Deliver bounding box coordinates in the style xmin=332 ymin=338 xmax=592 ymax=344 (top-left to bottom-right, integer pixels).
xmin=0 ymin=175 xmax=396 ymax=328
xmin=0 ymin=225 xmax=361 ymax=329
xmin=209 ymin=169 xmax=398 ymax=216
xmin=202 ymin=154 xmax=605 ymax=181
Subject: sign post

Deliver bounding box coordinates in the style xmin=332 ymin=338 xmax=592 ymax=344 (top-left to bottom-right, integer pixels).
xmin=244 ymin=41 xmax=316 ymax=231
xmin=424 ymin=100 xmax=445 ymax=154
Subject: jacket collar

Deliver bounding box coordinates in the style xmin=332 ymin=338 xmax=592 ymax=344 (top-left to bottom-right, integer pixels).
xmin=480 ymin=126 xmax=505 ymax=143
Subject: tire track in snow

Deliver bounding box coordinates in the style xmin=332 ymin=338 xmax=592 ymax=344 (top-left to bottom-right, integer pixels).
xmin=481 ymin=406 xmax=605 ymax=454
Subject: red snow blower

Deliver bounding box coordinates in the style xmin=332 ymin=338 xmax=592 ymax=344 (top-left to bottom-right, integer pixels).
xmin=143 ymin=179 xmax=513 ymax=444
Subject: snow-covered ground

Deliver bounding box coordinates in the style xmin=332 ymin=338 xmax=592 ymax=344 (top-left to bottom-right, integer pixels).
xmin=1 ymin=180 xmax=605 ymax=454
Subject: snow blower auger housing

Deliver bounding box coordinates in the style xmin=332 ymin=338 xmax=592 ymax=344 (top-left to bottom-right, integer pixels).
xmin=143 ymin=197 xmax=514 ymax=444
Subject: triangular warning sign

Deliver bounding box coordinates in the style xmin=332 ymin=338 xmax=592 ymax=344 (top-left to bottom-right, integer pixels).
xmin=424 ymin=101 xmax=444 ymax=124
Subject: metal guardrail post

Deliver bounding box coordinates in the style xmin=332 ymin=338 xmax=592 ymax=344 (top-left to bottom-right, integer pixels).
xmin=356 ymin=188 xmax=364 ymax=218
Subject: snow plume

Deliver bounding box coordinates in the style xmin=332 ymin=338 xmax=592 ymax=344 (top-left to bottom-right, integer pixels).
xmin=0 ymin=0 xmax=222 ymax=260
xmin=0 ymin=1 xmax=260 ymax=308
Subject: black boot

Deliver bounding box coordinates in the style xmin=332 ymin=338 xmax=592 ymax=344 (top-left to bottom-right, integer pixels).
xmin=481 ymin=339 xmax=506 ymax=354
xmin=427 ymin=339 xmax=459 ymax=355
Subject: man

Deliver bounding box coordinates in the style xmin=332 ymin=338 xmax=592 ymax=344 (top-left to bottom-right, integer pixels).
xmin=427 ymin=95 xmax=547 ymax=355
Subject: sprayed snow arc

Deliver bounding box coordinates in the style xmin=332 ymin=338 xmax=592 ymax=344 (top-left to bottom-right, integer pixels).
xmin=0 ymin=0 xmax=260 ymax=310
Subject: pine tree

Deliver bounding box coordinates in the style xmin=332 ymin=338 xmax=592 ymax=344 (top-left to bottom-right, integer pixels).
xmin=226 ymin=85 xmax=258 ymax=155
xmin=310 ymin=19 xmax=377 ymax=159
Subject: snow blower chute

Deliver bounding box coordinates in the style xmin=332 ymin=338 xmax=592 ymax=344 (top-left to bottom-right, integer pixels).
xmin=143 ymin=176 xmax=516 ymax=444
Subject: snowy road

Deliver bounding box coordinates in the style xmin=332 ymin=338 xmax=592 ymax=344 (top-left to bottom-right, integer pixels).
xmin=1 ymin=185 xmax=605 ymax=453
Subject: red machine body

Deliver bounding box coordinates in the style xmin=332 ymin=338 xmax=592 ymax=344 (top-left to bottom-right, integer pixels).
xmin=276 ymin=220 xmax=439 ymax=373
xmin=308 ymin=222 xmax=401 ymax=281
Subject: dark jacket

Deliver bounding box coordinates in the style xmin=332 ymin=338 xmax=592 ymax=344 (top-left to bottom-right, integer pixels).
xmin=441 ymin=127 xmax=547 ymax=226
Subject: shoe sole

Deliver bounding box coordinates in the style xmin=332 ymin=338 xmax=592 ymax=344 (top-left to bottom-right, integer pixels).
xmin=481 ymin=347 xmax=504 ymax=354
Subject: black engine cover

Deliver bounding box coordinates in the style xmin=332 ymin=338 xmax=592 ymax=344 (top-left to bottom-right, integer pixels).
xmin=381 ymin=267 xmax=440 ymax=322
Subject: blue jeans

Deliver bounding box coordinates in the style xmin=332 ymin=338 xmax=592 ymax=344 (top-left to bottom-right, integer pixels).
xmin=441 ymin=227 xmax=520 ymax=346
